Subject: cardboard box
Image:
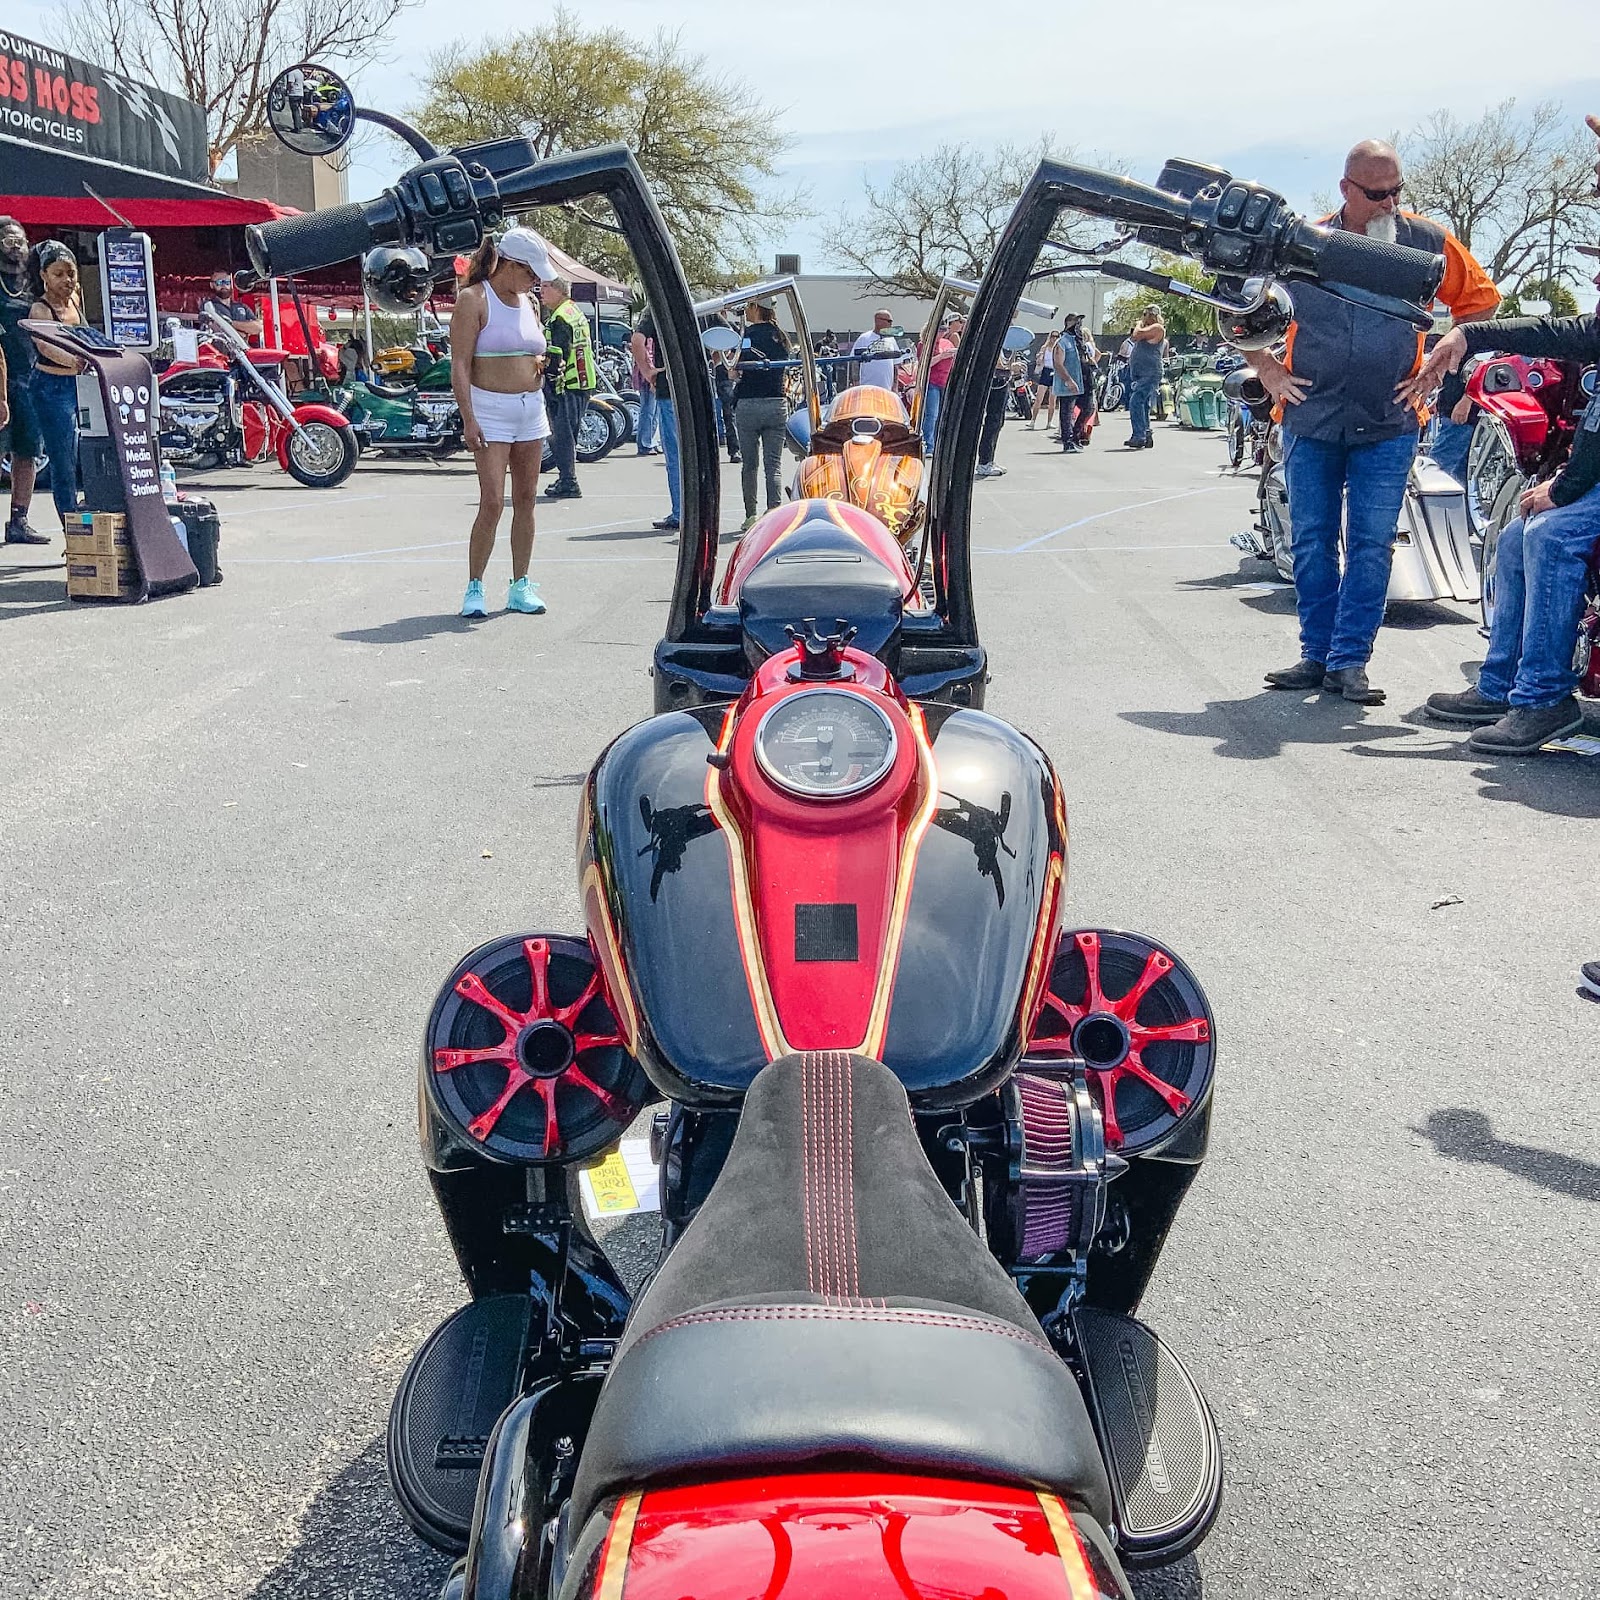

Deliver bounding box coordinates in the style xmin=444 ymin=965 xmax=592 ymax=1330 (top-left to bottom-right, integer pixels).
xmin=64 ymin=511 xmax=131 ymax=558
xmin=66 ymin=550 xmax=140 ymax=599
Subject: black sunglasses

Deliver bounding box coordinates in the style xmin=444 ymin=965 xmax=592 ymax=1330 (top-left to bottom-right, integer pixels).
xmin=1346 ymin=180 xmax=1403 ymax=203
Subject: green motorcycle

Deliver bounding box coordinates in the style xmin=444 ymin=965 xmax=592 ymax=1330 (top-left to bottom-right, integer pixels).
xmin=303 ymin=359 xmax=463 ymax=460
xmin=1173 ymin=354 xmax=1227 ymax=431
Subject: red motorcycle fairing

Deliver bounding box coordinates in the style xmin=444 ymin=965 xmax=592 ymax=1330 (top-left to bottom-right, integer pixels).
xmin=578 ymin=646 xmax=1066 ymax=1109
xmin=273 ymin=400 xmax=352 ymax=469
xmin=573 ymin=1475 xmax=1126 ymax=1600
xmin=1465 ymin=356 xmax=1554 ymax=465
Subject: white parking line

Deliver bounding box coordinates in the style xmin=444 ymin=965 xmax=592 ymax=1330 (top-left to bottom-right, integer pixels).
xmin=1003 ymin=487 xmax=1228 ymax=553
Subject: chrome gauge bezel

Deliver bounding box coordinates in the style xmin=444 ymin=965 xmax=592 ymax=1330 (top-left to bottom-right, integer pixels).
xmin=753 ymin=688 xmax=899 ymax=800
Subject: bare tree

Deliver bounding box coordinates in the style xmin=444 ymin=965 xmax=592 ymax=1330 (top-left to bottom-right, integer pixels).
xmin=57 ymin=0 xmax=414 ymax=173
xmin=819 ymin=140 xmax=1120 ymax=298
xmin=1403 ymin=100 xmax=1600 ymax=287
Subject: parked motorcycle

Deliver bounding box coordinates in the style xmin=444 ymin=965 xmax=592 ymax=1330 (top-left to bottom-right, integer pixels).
xmin=1234 ymin=439 xmax=1479 ymax=605
xmin=248 ymin=82 xmax=1446 ymax=1598
xmin=1099 ymin=352 xmax=1127 ymax=412
xmin=1463 ymin=356 xmax=1599 ymax=660
xmin=158 ymin=310 xmax=359 ymax=488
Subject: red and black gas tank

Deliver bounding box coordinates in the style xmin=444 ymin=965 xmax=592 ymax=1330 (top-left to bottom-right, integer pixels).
xmin=579 ymin=645 xmax=1066 ymax=1109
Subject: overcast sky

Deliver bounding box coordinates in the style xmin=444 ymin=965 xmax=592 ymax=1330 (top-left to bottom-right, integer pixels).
xmin=14 ymin=0 xmax=1600 ymax=301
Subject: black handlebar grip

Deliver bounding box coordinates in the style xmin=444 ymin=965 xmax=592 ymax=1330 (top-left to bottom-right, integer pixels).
xmin=246 ymin=202 xmax=377 ymax=279
xmin=1291 ymin=223 xmax=1444 ymax=305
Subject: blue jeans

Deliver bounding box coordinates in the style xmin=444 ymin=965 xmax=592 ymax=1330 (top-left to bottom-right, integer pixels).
xmin=33 ymin=370 xmax=81 ymax=520
xmin=1127 ymin=377 xmax=1156 ymax=443
xmin=1477 ymin=485 xmax=1600 ymax=708
xmin=635 ymin=387 xmax=658 ymax=452
xmin=1282 ymin=430 xmax=1416 ymax=670
xmin=1430 ymin=417 xmax=1473 ymax=486
xmin=922 ymin=384 xmax=943 ymax=451
xmin=658 ymin=396 xmax=681 ymax=522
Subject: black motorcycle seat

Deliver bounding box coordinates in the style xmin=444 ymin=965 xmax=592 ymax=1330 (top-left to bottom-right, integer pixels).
xmin=567 ymin=1051 xmax=1111 ymax=1532
xmin=737 ymin=520 xmax=904 ymax=667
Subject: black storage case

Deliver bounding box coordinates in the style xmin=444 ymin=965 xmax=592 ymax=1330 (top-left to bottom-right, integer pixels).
xmin=168 ymin=497 xmax=222 ymax=586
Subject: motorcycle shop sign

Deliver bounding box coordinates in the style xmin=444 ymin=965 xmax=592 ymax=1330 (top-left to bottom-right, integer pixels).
xmin=0 ymin=28 xmax=208 ymax=184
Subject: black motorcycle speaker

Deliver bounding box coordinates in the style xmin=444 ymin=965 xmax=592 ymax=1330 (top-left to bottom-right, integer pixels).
xmin=1026 ymin=929 xmax=1216 ymax=1156
xmin=423 ymin=933 xmax=650 ymax=1165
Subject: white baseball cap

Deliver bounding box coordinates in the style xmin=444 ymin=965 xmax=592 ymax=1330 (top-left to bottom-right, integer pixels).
xmin=497 ymin=227 xmax=554 ymax=280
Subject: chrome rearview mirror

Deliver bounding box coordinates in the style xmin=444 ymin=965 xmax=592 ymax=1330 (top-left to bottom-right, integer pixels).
xmin=266 ymin=63 xmax=356 ymax=158
xmin=700 ymin=325 xmax=741 ymax=353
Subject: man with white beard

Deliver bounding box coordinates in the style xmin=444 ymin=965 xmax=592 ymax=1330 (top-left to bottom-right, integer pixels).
xmin=1249 ymin=139 xmax=1498 ymax=704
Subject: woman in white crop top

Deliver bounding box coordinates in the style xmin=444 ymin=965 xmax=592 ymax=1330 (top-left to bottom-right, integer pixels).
xmin=451 ymin=227 xmax=556 ymax=617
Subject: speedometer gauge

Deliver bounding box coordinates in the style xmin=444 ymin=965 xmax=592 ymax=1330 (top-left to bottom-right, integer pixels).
xmin=754 ymin=690 xmax=898 ymax=799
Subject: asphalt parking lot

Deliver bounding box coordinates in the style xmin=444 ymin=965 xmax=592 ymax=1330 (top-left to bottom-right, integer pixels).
xmin=1 ymin=416 xmax=1595 ymax=1599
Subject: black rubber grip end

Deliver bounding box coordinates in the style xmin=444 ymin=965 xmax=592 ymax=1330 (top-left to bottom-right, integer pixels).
xmin=1301 ymin=225 xmax=1444 ymax=305
xmin=247 ymin=202 xmax=373 ymax=279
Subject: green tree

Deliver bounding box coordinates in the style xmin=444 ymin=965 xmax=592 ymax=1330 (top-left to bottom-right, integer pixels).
xmin=1103 ymin=259 xmax=1218 ymax=338
xmin=411 ymin=12 xmax=803 ymax=287
xmin=819 ymin=140 xmax=1121 ymax=299
xmin=1496 ymin=275 xmax=1581 ymax=318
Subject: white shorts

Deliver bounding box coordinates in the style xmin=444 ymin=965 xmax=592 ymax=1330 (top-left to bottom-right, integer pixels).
xmin=470 ymin=385 xmax=550 ymax=444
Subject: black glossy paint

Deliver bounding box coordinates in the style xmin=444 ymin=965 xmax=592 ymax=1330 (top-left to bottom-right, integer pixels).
xmin=582 ymin=703 xmax=1064 ymax=1110
xmin=882 ymin=707 xmax=1065 ymax=1108
xmin=583 ymin=710 xmax=768 ymax=1104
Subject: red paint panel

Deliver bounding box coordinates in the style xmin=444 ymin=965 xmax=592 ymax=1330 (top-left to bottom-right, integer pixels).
xmin=717 ymin=497 xmax=916 ymax=605
xmin=617 ymin=1474 xmax=1113 ymax=1600
xmin=718 ymin=649 xmax=929 ymax=1052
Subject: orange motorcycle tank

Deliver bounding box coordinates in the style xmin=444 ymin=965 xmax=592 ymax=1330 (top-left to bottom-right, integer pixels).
xmin=574 ymin=1474 xmax=1126 ymax=1600
xmin=793 ymin=448 xmax=924 ymax=542
xmin=828 ymin=382 xmax=912 ymax=427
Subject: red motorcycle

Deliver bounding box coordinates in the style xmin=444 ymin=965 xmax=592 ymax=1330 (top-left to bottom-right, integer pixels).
xmin=250 ymin=108 xmax=1447 ymax=1600
xmin=1464 ymin=353 xmax=1600 ymax=688
xmin=157 ymin=308 xmax=358 ymax=488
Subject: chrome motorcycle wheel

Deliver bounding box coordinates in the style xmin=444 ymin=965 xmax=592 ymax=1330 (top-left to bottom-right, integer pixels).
xmin=284 ymin=418 xmax=359 ymax=488
xmin=1465 ymin=414 xmax=1519 ymax=537
xmin=1478 ymin=475 xmax=1524 ymax=635
xmin=576 ymin=402 xmax=616 ymax=463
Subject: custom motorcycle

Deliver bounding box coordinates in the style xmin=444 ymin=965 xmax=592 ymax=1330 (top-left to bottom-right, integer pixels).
xmin=1228 ymin=362 xmax=1481 ymax=605
xmin=157 ymin=309 xmax=359 ymax=488
xmin=248 ymin=91 xmax=1445 ymax=1599
xmin=1099 ymin=351 xmax=1127 ymax=412
xmin=1460 ymin=353 xmax=1599 ymax=678
xmin=1462 ymin=354 xmax=1597 ymax=624
xmin=1221 ymin=359 xmax=1270 ymax=470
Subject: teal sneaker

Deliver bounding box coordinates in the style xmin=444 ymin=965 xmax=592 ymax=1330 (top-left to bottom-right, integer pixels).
xmin=461 ymin=579 xmax=487 ymax=618
xmin=507 ymin=576 xmax=546 ymax=614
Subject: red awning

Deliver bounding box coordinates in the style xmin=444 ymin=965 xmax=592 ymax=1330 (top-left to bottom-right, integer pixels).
xmin=0 ymin=193 xmax=297 ymax=230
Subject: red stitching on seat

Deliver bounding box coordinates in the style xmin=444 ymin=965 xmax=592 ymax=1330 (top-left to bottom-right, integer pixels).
xmin=840 ymin=1052 xmax=860 ymax=1298
xmin=633 ymin=1303 xmax=1055 ymax=1355
xmin=824 ymin=1053 xmax=839 ymax=1300
xmin=801 ymin=1053 xmax=819 ymax=1296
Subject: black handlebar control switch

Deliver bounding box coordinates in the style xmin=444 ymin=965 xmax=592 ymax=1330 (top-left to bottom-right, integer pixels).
xmin=435 ymin=218 xmax=481 ymax=253
xmin=1216 ymin=184 xmax=1248 ymax=229
xmin=1241 ymin=193 xmax=1273 ymax=234
xmin=418 ymin=172 xmax=449 ymax=214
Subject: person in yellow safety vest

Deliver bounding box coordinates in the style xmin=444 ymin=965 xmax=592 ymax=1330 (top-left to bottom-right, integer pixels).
xmin=540 ymin=275 xmax=596 ymax=499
